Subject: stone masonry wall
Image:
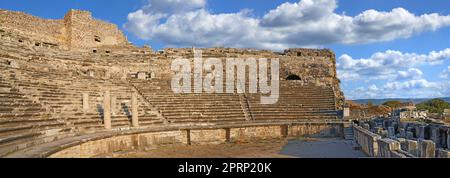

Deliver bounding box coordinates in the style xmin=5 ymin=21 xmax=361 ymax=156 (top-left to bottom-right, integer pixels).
xmin=49 ymin=123 xmax=344 ymax=158
xmin=0 ymin=9 xmax=65 ymax=45
xmin=0 ymin=9 xmax=128 ymax=50
xmin=63 ymin=9 xmax=128 ymax=50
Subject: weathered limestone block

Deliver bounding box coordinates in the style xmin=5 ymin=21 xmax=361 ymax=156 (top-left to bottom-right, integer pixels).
xmin=398 ymin=128 xmax=405 ymax=138
xmin=388 ymin=127 xmax=396 ymax=138
xmin=380 ymin=130 xmax=388 ymax=138
xmin=363 ymin=124 xmax=370 ymax=130
xmin=110 ymin=95 xmax=116 ymax=116
xmin=150 ymin=72 xmax=156 ymax=79
xmin=82 ymin=93 xmax=89 ymax=113
xmin=401 ymin=139 xmax=418 ymax=157
xmin=8 ymin=60 xmax=20 ymax=69
xmin=343 ymin=107 xmax=350 ymax=118
xmin=436 ymin=149 xmax=450 ymax=158
xmin=447 ymin=131 xmax=450 ymax=149
xmin=137 ymin=72 xmax=147 ymax=80
xmin=87 ymin=69 xmax=95 ymax=77
xmin=430 ymin=127 xmax=440 ymax=147
xmin=406 ymin=131 xmax=414 ymax=139
xmin=418 ymin=140 xmax=436 ymax=158
xmin=417 ymin=126 xmax=425 ymax=139
xmin=374 ymin=127 xmax=383 ymax=135
xmin=353 ymin=126 xmax=381 ymax=157
xmin=377 ymin=138 xmax=401 ymax=157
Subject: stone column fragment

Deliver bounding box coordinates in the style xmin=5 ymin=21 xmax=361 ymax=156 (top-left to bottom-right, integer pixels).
xmin=131 ymin=92 xmax=139 ymax=127
xmin=82 ymin=93 xmax=89 ymax=113
xmin=104 ymin=91 xmax=111 ymax=130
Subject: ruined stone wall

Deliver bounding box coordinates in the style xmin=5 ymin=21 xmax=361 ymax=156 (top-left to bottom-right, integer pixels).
xmin=0 ymin=10 xmax=65 ymax=45
xmin=49 ymin=123 xmax=344 ymax=158
xmin=151 ymin=48 xmax=344 ymax=109
xmin=0 ymin=9 xmax=128 ymax=50
xmin=63 ymin=10 xmax=128 ymax=50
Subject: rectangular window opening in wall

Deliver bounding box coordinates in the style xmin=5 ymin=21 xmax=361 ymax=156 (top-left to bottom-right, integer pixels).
xmin=94 ymin=36 xmax=101 ymax=42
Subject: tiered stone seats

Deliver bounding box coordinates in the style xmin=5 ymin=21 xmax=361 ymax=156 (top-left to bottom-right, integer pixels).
xmin=0 ymin=74 xmax=66 ymax=155
xmin=130 ymin=79 xmax=247 ymax=124
xmin=0 ymin=63 xmax=163 ymax=156
xmin=4 ymin=66 xmax=162 ymax=127
xmin=246 ymin=81 xmax=338 ymax=121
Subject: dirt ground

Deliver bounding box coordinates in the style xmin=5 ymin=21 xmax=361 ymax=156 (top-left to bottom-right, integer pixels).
xmin=105 ymin=138 xmax=366 ymax=158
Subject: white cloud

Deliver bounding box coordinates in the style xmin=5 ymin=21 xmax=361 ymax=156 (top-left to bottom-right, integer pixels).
xmin=337 ymin=48 xmax=450 ymax=81
xmin=345 ymin=79 xmax=448 ymax=99
xmin=338 ymin=49 xmax=450 ymax=99
xmin=124 ymin=0 xmax=450 ymax=50
xmin=440 ymin=66 xmax=450 ymax=78
xmin=396 ymin=68 xmax=423 ymax=80
xmin=383 ymin=79 xmax=438 ymax=90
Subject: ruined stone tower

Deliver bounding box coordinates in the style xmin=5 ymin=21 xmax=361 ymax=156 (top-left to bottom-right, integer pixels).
xmin=62 ymin=9 xmax=128 ymax=50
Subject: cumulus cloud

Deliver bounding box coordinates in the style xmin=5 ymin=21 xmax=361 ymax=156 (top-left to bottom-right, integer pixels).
xmin=124 ymin=0 xmax=450 ymax=50
xmin=338 ymin=49 xmax=450 ymax=99
xmin=337 ymin=48 xmax=450 ymax=81
xmin=440 ymin=66 xmax=450 ymax=78
xmin=396 ymin=68 xmax=423 ymax=80
xmin=346 ymin=79 xmax=449 ymax=99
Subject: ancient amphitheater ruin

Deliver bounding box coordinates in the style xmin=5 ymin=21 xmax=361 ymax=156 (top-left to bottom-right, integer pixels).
xmin=0 ymin=9 xmax=354 ymax=158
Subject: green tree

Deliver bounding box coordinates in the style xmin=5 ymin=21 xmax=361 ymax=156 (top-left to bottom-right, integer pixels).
xmin=367 ymin=101 xmax=374 ymax=107
xmin=382 ymin=100 xmax=402 ymax=108
xmin=416 ymin=99 xmax=450 ymax=113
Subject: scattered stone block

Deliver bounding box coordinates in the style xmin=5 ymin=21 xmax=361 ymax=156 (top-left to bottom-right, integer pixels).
xmin=406 ymin=131 xmax=414 ymax=139
xmin=137 ymin=72 xmax=147 ymax=80
xmin=8 ymin=60 xmax=19 ymax=69
xmin=377 ymin=138 xmax=400 ymax=157
xmin=87 ymin=69 xmax=95 ymax=77
xmin=436 ymin=149 xmax=450 ymax=158
xmin=418 ymin=140 xmax=436 ymax=158
xmin=398 ymin=128 xmax=405 ymax=138
xmin=401 ymin=139 xmax=418 ymax=157
xmin=82 ymin=93 xmax=89 ymax=113
xmin=388 ymin=126 xmax=396 ymax=138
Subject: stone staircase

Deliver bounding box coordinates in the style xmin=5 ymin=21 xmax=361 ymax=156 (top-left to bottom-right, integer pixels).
xmin=343 ymin=123 xmax=354 ymax=140
xmin=130 ymin=79 xmax=340 ymax=124
xmin=129 ymin=79 xmax=247 ymax=125
xmin=246 ymin=81 xmax=339 ymax=121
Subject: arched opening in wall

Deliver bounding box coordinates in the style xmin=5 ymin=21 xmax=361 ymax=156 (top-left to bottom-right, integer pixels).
xmin=286 ymin=74 xmax=301 ymax=81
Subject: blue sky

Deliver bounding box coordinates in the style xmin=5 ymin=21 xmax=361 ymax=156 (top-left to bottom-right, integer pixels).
xmin=1 ymin=0 xmax=449 ymax=100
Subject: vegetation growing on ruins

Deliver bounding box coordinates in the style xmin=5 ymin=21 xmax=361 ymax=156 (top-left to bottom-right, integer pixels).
xmin=416 ymin=99 xmax=450 ymax=114
xmin=382 ymin=101 xmax=402 ymax=109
